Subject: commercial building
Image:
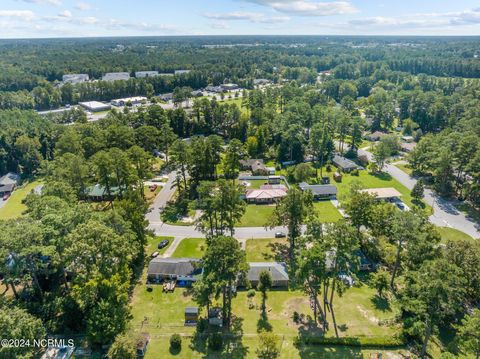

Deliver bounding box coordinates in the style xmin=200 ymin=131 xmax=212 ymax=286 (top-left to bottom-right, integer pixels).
xmin=62 ymin=74 xmax=89 ymax=84
xmin=79 ymin=101 xmax=111 ymax=112
xmin=111 ymin=96 xmax=147 ymax=107
xmin=102 ymin=72 xmax=130 ymax=81
xmin=135 ymin=71 xmax=159 ymax=78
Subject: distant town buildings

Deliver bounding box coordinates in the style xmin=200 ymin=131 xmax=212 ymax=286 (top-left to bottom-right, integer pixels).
xmin=102 ymin=72 xmax=131 ymax=82
xmin=174 ymin=70 xmax=191 ymax=75
xmin=135 ymin=71 xmax=159 ymax=78
xmin=111 ymin=96 xmax=147 ymax=107
xmin=62 ymin=74 xmax=89 ymax=84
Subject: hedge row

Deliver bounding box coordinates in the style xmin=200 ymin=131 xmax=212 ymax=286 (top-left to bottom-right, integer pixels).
xmin=298 ymin=336 xmax=405 ymax=348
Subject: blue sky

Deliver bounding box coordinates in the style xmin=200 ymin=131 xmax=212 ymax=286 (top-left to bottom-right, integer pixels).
xmin=1 ymin=0 xmax=480 ymax=38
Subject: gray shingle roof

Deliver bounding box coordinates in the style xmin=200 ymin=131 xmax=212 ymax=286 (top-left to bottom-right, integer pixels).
xmin=299 ymin=184 xmax=337 ymax=196
xmin=147 ymin=258 xmax=201 ymax=277
xmin=247 ymin=262 xmax=289 ymax=282
xmin=332 ymin=155 xmax=359 ymax=170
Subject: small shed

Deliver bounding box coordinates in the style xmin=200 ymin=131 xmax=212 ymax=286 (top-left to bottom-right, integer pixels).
xmin=208 ymin=307 xmax=223 ymax=327
xmin=333 ymin=172 xmax=343 ymax=182
xmin=268 ymin=176 xmax=281 ymax=185
xmin=136 ymin=333 xmax=150 ymax=358
xmin=185 ymin=307 xmax=199 ymax=325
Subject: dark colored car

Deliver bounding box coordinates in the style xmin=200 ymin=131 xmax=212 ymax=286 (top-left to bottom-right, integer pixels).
xmin=158 ymin=239 xmax=169 ymax=249
xmin=275 ymin=232 xmax=286 ymax=238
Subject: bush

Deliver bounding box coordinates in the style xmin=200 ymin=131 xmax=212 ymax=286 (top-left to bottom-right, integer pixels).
xmin=351 ymin=169 xmax=359 ymax=176
xmin=247 ymin=289 xmax=256 ymax=298
xmin=326 ymin=164 xmax=332 ymax=172
xmin=170 ymin=334 xmax=182 ymax=350
xmin=293 ymin=311 xmax=300 ymax=323
xmin=107 ymin=333 xmax=137 ymax=359
xmin=208 ymin=333 xmax=223 ymax=351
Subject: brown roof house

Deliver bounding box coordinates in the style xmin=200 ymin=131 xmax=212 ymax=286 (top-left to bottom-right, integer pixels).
xmin=245 ymin=185 xmax=288 ymax=204
xmin=240 ymin=159 xmax=269 ymax=175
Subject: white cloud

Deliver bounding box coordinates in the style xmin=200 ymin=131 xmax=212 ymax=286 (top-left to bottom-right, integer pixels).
xmin=210 ymin=21 xmax=230 ymax=29
xmin=16 ymin=0 xmax=62 ymax=6
xmin=58 ymin=10 xmax=72 ymax=18
xmin=75 ymin=2 xmax=91 ymax=11
xmin=204 ymin=11 xmax=290 ymax=23
xmin=242 ymin=0 xmax=357 ymax=16
xmin=0 ymin=10 xmax=36 ymax=20
xmin=348 ymin=8 xmax=480 ymax=29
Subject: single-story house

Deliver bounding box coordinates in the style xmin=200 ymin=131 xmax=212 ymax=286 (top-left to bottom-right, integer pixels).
xmin=253 ymin=78 xmax=272 ymax=86
xmin=147 ymin=257 xmax=202 ymax=285
xmin=360 ymin=188 xmax=402 ymax=201
xmin=332 ymin=155 xmax=361 ymax=173
xmin=240 ymin=159 xmax=269 ymax=175
xmin=400 ymin=142 xmax=417 ymax=153
xmin=246 ymin=262 xmax=289 ymax=288
xmin=102 ymin=72 xmax=130 ymax=82
xmin=0 ymin=172 xmax=20 ymax=195
xmin=365 ymin=131 xmax=388 ymax=142
xmin=85 ymin=184 xmax=122 ymax=201
xmin=245 ymin=186 xmax=287 ymax=204
xmin=159 ymin=93 xmax=174 ymax=102
xmin=79 ymin=101 xmax=111 ymax=112
xmin=299 ymin=182 xmax=337 ymax=200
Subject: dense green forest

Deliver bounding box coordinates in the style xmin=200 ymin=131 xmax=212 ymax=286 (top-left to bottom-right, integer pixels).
xmin=0 ymin=36 xmax=479 ymax=358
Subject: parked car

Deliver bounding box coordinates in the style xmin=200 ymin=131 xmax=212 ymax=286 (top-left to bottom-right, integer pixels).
xmin=151 ymin=251 xmax=159 ymax=258
xmin=275 ymin=232 xmax=286 ymax=238
xmin=2 ymin=194 xmax=10 ymax=201
xmin=149 ymin=184 xmax=158 ymax=192
xmin=158 ymin=239 xmax=169 ymax=249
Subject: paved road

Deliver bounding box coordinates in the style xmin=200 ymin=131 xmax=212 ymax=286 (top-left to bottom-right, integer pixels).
xmin=359 ymin=148 xmax=480 ymax=239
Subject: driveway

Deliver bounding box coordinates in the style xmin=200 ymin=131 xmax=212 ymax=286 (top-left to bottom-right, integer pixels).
xmin=359 ymin=148 xmax=480 ymax=239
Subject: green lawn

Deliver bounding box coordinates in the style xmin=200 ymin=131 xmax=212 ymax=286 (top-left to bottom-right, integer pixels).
xmin=128 ymin=278 xmax=404 ymax=359
xmin=245 ymin=238 xmax=288 ymax=262
xmin=238 ymin=204 xmax=274 ymax=227
xmin=436 ymin=227 xmax=475 ymax=244
xmin=313 ymin=201 xmax=343 ymax=222
xmin=395 ymin=163 xmax=413 ymax=176
xmin=0 ymin=180 xmax=42 ymax=220
xmin=171 ymin=238 xmax=206 ymax=258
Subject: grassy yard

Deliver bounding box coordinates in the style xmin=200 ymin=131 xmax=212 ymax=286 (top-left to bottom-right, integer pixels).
xmin=245 ymin=238 xmax=288 ymax=262
xmin=436 ymin=227 xmax=475 ymax=244
xmin=144 ymin=185 xmax=162 ymax=202
xmin=395 ymin=163 xmax=413 ymax=176
xmin=128 ymin=277 xmax=404 ymax=359
xmin=0 ymin=180 xmax=42 ymax=220
xmin=313 ymin=201 xmax=343 ymax=222
xmin=171 ymin=238 xmax=206 ymax=258
xmin=238 ymin=204 xmax=274 ymax=227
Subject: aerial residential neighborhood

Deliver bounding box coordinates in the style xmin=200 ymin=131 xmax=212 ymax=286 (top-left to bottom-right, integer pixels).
xmin=1 ymin=1 xmax=480 ymax=359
